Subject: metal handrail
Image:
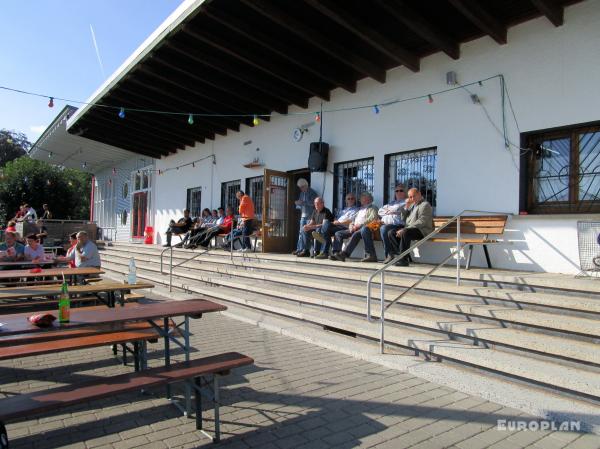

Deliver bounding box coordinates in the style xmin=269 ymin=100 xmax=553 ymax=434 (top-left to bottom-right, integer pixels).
xmin=366 ymin=209 xmax=510 ymax=353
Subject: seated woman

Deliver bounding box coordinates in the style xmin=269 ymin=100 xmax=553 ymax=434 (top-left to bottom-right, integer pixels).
xmin=24 ymin=234 xmax=45 ymax=262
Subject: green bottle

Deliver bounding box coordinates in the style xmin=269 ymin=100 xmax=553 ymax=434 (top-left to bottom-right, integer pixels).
xmin=58 ymin=274 xmax=70 ymax=323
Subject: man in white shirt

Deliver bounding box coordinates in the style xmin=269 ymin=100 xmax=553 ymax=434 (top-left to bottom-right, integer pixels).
xmin=59 ymin=231 xmax=101 ymax=268
xmin=18 ymin=203 xmax=37 ymax=222
xmin=379 ymin=184 xmax=407 ymax=263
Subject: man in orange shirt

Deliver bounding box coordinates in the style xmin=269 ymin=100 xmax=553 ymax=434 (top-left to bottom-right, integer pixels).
xmin=223 ymin=190 xmax=256 ymax=251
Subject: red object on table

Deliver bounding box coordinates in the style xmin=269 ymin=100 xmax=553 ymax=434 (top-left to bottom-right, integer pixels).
xmin=29 ymin=268 xmax=43 ymax=273
xmin=28 ymin=313 xmax=56 ymax=327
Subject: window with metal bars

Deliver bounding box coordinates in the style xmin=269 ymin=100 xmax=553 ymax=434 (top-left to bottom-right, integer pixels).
xmin=221 ymin=179 xmax=241 ymax=212
xmin=186 ymin=187 xmax=202 ymax=218
xmin=245 ymin=175 xmax=264 ymax=221
xmin=333 ymin=157 xmax=374 ymax=211
xmin=522 ymin=123 xmax=600 ymax=213
xmin=385 ymin=148 xmax=437 ymax=211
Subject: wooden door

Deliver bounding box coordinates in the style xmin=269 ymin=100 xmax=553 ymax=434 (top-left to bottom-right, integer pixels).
xmin=262 ymin=169 xmax=294 ymax=253
xmin=132 ymin=192 xmax=147 ymax=239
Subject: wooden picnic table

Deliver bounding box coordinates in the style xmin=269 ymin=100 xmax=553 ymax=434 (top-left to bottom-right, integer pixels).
xmin=0 ymin=299 xmax=227 ymax=417
xmin=0 ymin=281 xmax=154 ymax=307
xmin=0 ymin=267 xmax=104 ymax=286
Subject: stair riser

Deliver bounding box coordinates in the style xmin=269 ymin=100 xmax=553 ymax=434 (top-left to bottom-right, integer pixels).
xmin=108 ymin=244 xmax=600 ymax=297
xmin=101 ymin=264 xmax=600 ymax=403
xmin=103 ymin=247 xmax=600 ymax=319
xmin=102 ymin=261 xmax=600 ymax=369
xmin=103 ymin=255 xmax=600 ymax=340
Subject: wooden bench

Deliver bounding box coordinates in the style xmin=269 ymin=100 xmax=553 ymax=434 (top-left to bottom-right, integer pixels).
xmin=0 ymin=318 xmax=179 ymax=371
xmin=430 ymin=215 xmax=508 ymax=269
xmin=214 ymin=225 xmax=262 ymax=252
xmin=0 ymin=352 xmax=253 ymax=446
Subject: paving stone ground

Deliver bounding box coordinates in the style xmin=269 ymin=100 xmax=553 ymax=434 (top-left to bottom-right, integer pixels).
xmin=1 ymin=306 xmax=599 ymax=449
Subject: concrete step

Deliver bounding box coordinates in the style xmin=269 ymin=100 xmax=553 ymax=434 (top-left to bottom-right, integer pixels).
xmin=101 ymin=261 xmax=600 ymax=402
xmin=102 ymin=259 xmax=600 ymax=367
xmin=102 ymin=250 xmax=600 ymax=339
xmin=111 ymin=272 xmax=600 ymax=434
xmin=114 ymin=242 xmax=600 ymax=295
xmin=102 ymin=247 xmax=600 ymax=316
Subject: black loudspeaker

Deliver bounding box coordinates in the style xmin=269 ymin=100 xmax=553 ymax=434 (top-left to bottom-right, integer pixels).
xmin=308 ymin=142 xmax=329 ymax=172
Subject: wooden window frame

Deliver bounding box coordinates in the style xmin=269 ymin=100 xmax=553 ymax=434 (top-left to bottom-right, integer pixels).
xmin=521 ymin=121 xmax=600 ymax=214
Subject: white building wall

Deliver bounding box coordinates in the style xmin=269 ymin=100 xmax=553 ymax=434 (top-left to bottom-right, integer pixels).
xmin=94 ymin=157 xmax=154 ymax=241
xmin=150 ymin=1 xmax=600 ymax=273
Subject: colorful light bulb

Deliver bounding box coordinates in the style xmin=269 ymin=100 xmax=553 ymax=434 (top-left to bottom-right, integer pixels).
xmin=48 ymin=97 xmax=54 ymax=108
xmin=253 ymin=115 xmax=260 ymax=126
xmin=373 ymin=105 xmax=380 ymax=114
xmin=118 ymin=107 xmax=125 ymax=119
xmin=428 ymin=95 xmax=433 ymax=104
xmin=188 ymin=114 xmax=194 ymax=125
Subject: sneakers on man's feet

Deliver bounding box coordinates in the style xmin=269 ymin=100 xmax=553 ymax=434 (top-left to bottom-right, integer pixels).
xmin=329 ymin=253 xmax=338 ymax=261
xmin=296 ymin=251 xmax=309 ymax=257
xmin=311 ymin=231 xmax=326 ymax=245
xmin=361 ymin=254 xmax=378 ymax=263
xmin=334 ymin=252 xmax=347 ymax=262
xmin=383 ymin=255 xmax=395 ymax=264
xmin=291 ymin=249 xmax=299 ymax=255
xmin=162 ymin=244 xmax=171 ymax=247
xmin=315 ymin=252 xmax=328 ymax=259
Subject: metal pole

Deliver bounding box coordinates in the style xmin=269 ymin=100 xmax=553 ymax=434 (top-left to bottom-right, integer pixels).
xmin=366 ymin=279 xmax=372 ymax=321
xmin=169 ymin=247 xmax=173 ymax=292
xmin=380 ymin=271 xmax=385 ymax=354
xmin=456 ymin=216 xmax=461 ymax=286
xmin=229 ymin=226 xmax=234 ymax=262
xmin=184 ymin=316 xmax=191 ymax=416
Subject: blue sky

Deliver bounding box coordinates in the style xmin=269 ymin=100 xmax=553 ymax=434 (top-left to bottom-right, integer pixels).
xmin=0 ymin=0 xmax=183 ymax=143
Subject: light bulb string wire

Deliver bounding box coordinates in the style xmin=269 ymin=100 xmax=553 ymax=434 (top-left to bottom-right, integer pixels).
xmin=1 ymin=74 xmax=502 ymax=118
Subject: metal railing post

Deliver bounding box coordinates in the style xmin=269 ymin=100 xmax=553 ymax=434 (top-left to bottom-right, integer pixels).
xmin=367 ymin=278 xmax=372 ymax=321
xmin=456 ymin=216 xmax=461 ymax=286
xmin=380 ymin=271 xmax=385 ymax=354
xmin=229 ymin=226 xmax=234 ymax=262
xmin=169 ymin=247 xmax=173 ymax=292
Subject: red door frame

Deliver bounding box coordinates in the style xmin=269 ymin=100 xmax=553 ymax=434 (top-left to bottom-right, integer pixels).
xmin=132 ymin=191 xmax=147 ymax=239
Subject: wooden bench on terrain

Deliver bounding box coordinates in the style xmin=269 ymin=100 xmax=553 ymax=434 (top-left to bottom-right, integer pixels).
xmin=0 ymin=352 xmax=254 ymax=445
xmin=213 ymin=222 xmax=262 ymax=252
xmin=430 ymin=215 xmax=508 ymax=269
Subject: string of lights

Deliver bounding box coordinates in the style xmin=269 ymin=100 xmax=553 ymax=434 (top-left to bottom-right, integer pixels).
xmin=1 ymin=74 xmax=503 ymax=121
xmin=4 ymin=73 xmax=527 ymax=176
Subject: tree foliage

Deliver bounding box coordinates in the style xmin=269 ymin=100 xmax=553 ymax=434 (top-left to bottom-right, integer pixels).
xmin=0 ymin=157 xmax=91 ymax=223
xmin=0 ymin=129 xmax=29 ymax=167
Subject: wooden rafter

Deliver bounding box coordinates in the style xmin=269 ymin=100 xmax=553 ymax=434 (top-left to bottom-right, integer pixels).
xmin=530 ymin=0 xmax=564 ymax=26
xmin=182 ymin=27 xmax=332 ymax=101
xmin=203 ymin=7 xmax=357 ymax=93
xmin=374 ymin=0 xmax=460 ymax=60
xmin=448 ymin=0 xmax=507 ymax=44
xmin=241 ymin=0 xmax=387 ymax=83
xmin=303 ymin=0 xmax=420 ymax=71
xmin=166 ymin=41 xmax=309 ymax=108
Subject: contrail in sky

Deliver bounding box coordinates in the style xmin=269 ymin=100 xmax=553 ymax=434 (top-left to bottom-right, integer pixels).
xmin=89 ymin=24 xmax=106 ymax=79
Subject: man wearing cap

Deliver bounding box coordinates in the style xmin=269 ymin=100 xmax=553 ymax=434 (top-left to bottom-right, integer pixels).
xmin=292 ymin=178 xmax=317 ymax=255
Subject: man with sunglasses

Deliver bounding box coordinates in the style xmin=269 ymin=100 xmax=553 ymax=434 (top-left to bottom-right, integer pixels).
xmin=379 ymin=184 xmax=407 ymax=263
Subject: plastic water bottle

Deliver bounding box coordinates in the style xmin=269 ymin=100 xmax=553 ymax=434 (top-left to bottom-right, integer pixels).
xmin=127 ymin=257 xmax=137 ymax=285
xmin=58 ymin=274 xmax=70 ymax=323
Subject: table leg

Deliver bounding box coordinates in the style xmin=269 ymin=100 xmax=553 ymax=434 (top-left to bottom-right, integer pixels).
xmin=184 ymin=315 xmax=191 ymax=415
xmin=163 ymin=317 xmax=171 ymax=399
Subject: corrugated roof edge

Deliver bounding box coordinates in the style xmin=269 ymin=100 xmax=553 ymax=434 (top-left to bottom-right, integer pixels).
xmin=29 ymin=105 xmax=78 ymax=157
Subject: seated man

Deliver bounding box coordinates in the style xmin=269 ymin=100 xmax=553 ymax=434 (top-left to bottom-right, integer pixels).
xmin=195 ymin=206 xmax=234 ymax=248
xmin=333 ymin=192 xmax=379 ymax=262
xmin=24 ymin=233 xmax=45 ymax=262
xmin=163 ymin=209 xmax=193 ymax=247
xmin=297 ymin=197 xmax=334 ymax=258
xmin=312 ymin=193 xmax=359 ymax=258
xmin=41 ymin=203 xmax=53 ymax=219
xmin=59 ymin=231 xmax=101 ymax=268
xmin=379 ymin=184 xmax=407 ymax=263
xmin=0 ymin=231 xmax=25 ymax=264
xmin=387 ymin=188 xmax=434 ymax=267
